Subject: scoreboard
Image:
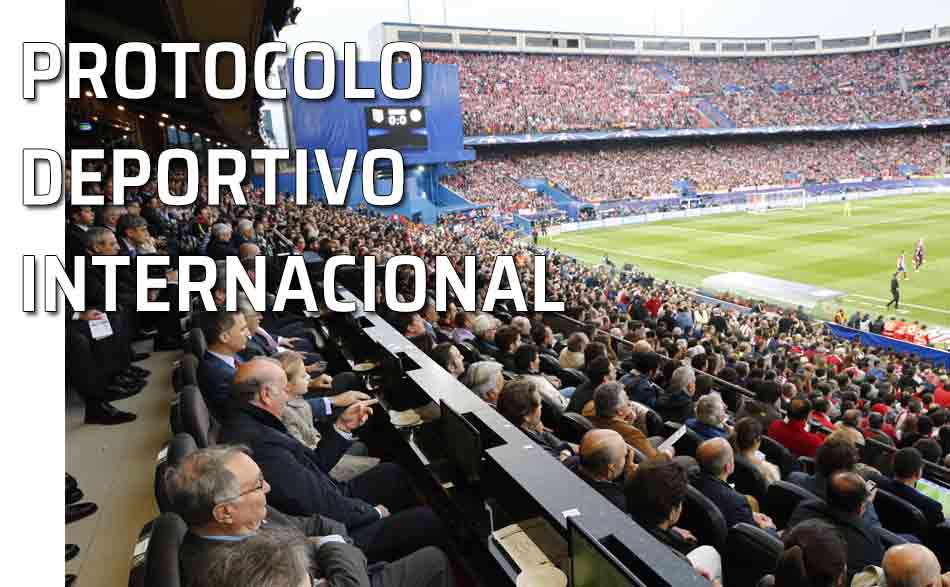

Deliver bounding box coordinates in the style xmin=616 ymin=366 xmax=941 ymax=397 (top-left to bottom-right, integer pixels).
xmin=365 ymin=106 xmax=429 ymax=150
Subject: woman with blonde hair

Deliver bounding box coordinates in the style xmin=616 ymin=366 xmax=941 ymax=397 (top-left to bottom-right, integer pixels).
xmin=276 ymin=351 xmax=379 ymax=482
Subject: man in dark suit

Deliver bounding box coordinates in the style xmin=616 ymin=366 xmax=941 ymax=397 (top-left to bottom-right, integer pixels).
xmin=570 ymin=429 xmax=635 ymax=512
xmin=166 ymin=445 xmax=452 ymax=587
xmin=691 ymin=438 xmax=776 ymax=532
xmin=788 ymin=471 xmax=885 ymax=579
xmin=66 ymin=205 xmax=94 ymax=275
xmin=885 ymin=448 xmax=945 ymax=529
xmin=207 ymin=222 xmax=240 ymax=261
xmin=217 ymin=358 xmax=447 ymax=564
xmin=656 ymin=365 xmax=697 ymax=424
xmin=196 ymin=310 xmax=250 ymax=417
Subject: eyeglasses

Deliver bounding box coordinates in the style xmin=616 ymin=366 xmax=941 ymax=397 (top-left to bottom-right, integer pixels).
xmin=217 ymin=476 xmax=265 ymax=505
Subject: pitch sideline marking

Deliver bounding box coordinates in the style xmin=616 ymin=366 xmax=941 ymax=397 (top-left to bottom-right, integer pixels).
xmin=552 ymin=236 xmax=950 ymax=317
xmin=849 ymin=294 xmax=950 ymax=315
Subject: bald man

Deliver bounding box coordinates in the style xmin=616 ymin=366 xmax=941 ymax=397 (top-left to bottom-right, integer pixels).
xmin=691 ymin=438 xmax=776 ymax=532
xmin=218 ymin=357 xmax=448 ymax=563
xmin=572 ymin=429 xmax=637 ymax=512
xmin=789 ymin=471 xmax=885 ymax=578
xmin=881 ymin=544 xmax=949 ymax=587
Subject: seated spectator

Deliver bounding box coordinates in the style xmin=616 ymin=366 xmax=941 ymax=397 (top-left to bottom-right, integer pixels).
xmin=166 ymin=446 xmax=451 ymax=587
xmin=736 ymin=380 xmax=783 ymax=432
xmin=731 ymin=417 xmax=780 ymax=485
xmin=772 ymin=519 xmax=847 ymax=587
xmin=851 ymin=543 xmax=950 ymax=587
xmin=836 ymin=409 xmax=867 ymax=447
xmin=656 ymin=366 xmax=697 ymax=424
xmin=471 ymin=314 xmax=499 ymax=355
xmin=788 ymin=434 xmax=882 ymax=528
xmin=217 ymin=357 xmax=446 ymax=563
xmin=567 ymin=355 xmax=615 ymax=414
xmin=559 ymin=332 xmax=588 ymax=370
xmin=768 ymin=398 xmax=825 ymax=459
xmin=463 ymin=361 xmax=505 ymax=406
xmin=625 ymin=460 xmax=723 ymax=584
xmin=692 ymin=438 xmax=776 ymax=532
xmin=207 ymin=222 xmax=240 ymax=261
xmin=587 ymin=382 xmax=674 ymax=461
xmin=864 ymin=412 xmax=895 ymax=445
xmin=620 ymin=351 xmax=663 ymax=408
xmin=788 ymin=471 xmax=885 ymax=579
xmin=184 ymin=528 xmax=316 ymax=587
xmin=497 ymin=379 xmax=575 ymax=461
xmin=883 ymin=448 xmax=945 ymax=529
xmin=275 ymin=351 xmax=379 ymax=482
xmin=686 ymin=394 xmax=732 ymax=440
xmin=913 ymin=438 xmax=942 ymax=465
xmin=196 ymin=310 xmax=251 ymax=417
xmin=531 ymin=323 xmax=557 ymax=359
xmin=571 ymin=429 xmax=636 ymax=511
xmin=493 ymin=325 xmax=521 ymax=371
xmin=452 ymin=312 xmax=476 ymax=345
xmin=430 ymin=343 xmax=466 ymax=380
xmin=514 ymin=344 xmax=570 ymax=408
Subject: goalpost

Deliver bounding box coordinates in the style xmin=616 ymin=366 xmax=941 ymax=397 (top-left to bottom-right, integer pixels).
xmin=747 ymin=188 xmax=808 ymax=214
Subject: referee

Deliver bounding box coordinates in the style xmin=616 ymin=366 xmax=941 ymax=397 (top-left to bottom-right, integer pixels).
xmin=885 ymin=272 xmax=901 ymax=310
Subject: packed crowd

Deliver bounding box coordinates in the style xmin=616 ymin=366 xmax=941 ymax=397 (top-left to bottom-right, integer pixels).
xmin=425 ymin=43 xmax=950 ymax=136
xmin=66 ymin=135 xmax=950 ymax=586
xmin=424 ymin=51 xmax=699 ymax=135
xmin=443 ymin=130 xmax=949 ymax=204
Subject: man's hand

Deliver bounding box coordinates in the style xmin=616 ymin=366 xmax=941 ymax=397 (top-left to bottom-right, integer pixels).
xmin=670 ymin=526 xmax=696 ymax=543
xmin=753 ymin=512 xmax=775 ymax=530
xmin=78 ymin=310 xmax=106 ymax=321
xmin=624 ymin=447 xmax=639 ymax=478
xmin=375 ymin=505 xmax=390 ymax=519
xmin=336 ymin=400 xmax=374 ymax=432
xmin=305 ymin=361 xmax=328 ymax=374
xmin=309 ymin=374 xmax=333 ymax=392
xmin=280 ymin=337 xmax=305 ymax=349
xmin=544 ymin=375 xmax=561 ymax=388
xmin=331 ymin=390 xmax=370 ymax=407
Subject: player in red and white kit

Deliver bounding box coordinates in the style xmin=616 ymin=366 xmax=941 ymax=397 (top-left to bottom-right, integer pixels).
xmin=913 ymin=238 xmax=925 ymax=272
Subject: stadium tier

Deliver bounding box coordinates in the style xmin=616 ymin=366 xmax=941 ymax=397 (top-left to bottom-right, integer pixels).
xmin=425 ymin=43 xmax=950 ymax=136
xmin=443 ymin=130 xmax=950 ymax=207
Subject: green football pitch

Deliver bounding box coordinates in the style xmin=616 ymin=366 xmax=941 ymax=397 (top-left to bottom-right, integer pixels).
xmin=540 ymin=193 xmax=950 ymax=331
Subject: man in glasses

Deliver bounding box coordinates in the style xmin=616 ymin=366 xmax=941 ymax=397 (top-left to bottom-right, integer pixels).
xmin=218 ymin=358 xmax=449 ymax=564
xmin=167 ymin=446 xmax=453 ymax=587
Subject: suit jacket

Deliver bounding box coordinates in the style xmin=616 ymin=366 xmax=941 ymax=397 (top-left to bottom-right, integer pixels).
xmin=571 ymin=464 xmax=627 ymax=513
xmin=197 ymin=352 xmax=238 ymax=418
xmin=217 ymin=403 xmax=379 ymax=529
xmin=788 ymin=499 xmax=885 ymax=578
xmin=65 ymin=224 xmax=88 ymax=273
xmin=882 ymin=478 xmax=945 ymax=528
xmin=207 ymin=239 xmax=240 ymax=261
xmin=237 ymin=333 xmax=278 ymax=362
xmin=179 ymin=507 xmax=368 ymax=587
xmin=690 ymin=471 xmax=757 ymax=529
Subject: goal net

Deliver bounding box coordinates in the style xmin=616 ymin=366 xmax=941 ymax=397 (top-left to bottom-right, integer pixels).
xmin=747 ymin=189 xmax=807 ymax=214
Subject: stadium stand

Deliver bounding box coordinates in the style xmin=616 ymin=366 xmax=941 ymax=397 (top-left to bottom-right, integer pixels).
xmin=65 ymin=9 xmax=950 ymax=587
xmin=426 ymin=43 xmax=950 ymax=136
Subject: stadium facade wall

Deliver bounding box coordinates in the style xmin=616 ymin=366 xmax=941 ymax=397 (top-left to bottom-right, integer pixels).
xmin=826 ymin=323 xmax=950 ymax=369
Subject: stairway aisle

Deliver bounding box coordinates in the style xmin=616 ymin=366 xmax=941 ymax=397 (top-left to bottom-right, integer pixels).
xmin=66 ymin=351 xmax=178 ymax=587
